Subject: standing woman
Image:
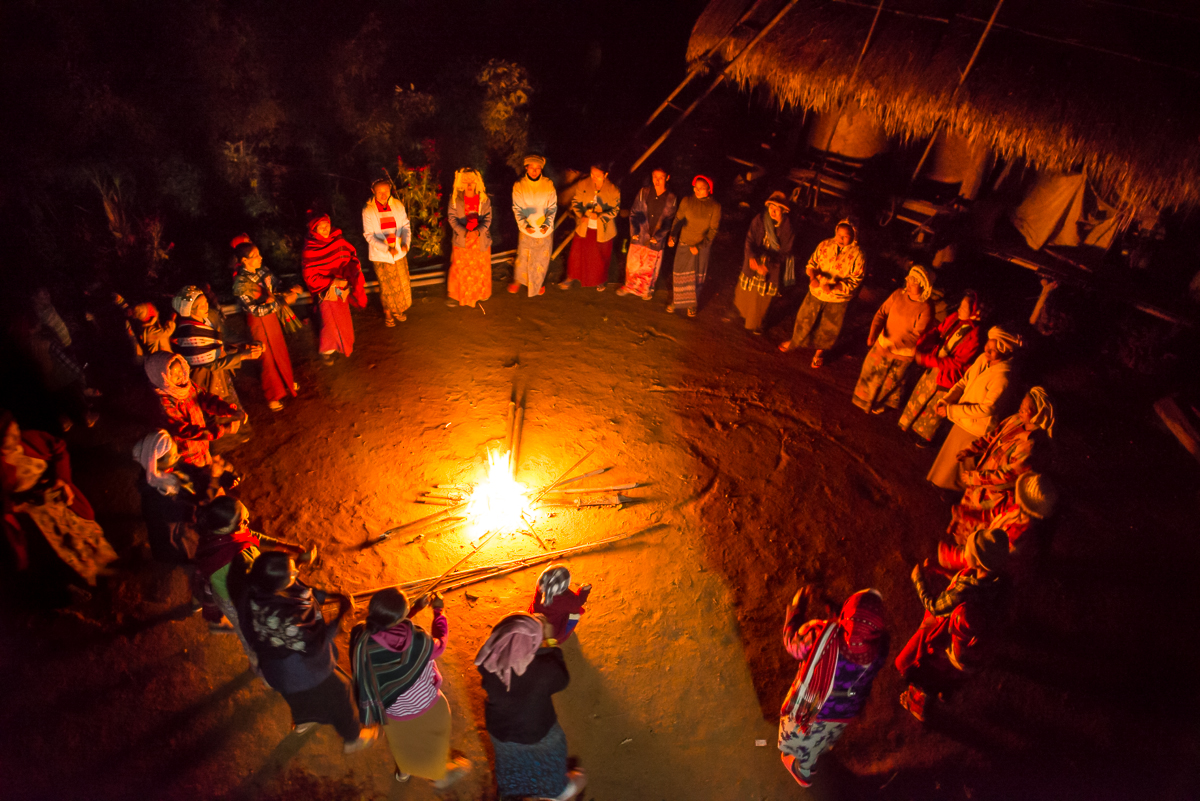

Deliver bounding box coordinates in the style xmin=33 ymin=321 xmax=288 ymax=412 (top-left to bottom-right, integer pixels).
xmin=561 ymin=163 xmax=620 ymax=291
xmin=362 ymin=179 xmax=412 ymax=325
xmin=302 ymin=213 xmax=367 ymax=365
xmin=232 ymin=241 xmax=302 ymax=411
xmin=237 ymin=551 xmax=378 ymax=751
xmin=476 ymin=613 xmax=587 ymax=801
xmin=667 ymin=175 xmax=722 ymax=316
xmin=778 ymin=587 xmax=888 ymax=788
xmin=352 ymin=588 xmax=471 ymax=789
xmin=926 ymin=328 xmax=1023 ymax=492
xmin=851 ymin=265 xmax=935 ymax=414
xmin=618 ymin=167 xmax=676 ymax=300
xmin=734 ymin=191 xmax=794 ymax=334
xmin=446 ymin=168 xmax=493 ymax=308
xmin=898 ymin=291 xmax=983 ymax=444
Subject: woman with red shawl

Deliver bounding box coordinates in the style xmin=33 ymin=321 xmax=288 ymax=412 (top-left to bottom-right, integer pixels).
xmin=778 ymin=586 xmax=888 ymax=788
xmin=2 ymin=411 xmax=117 ymax=590
xmin=302 ymin=213 xmax=367 ymax=364
xmin=231 ymin=237 xmax=303 ymax=411
xmin=145 ymin=352 xmax=244 ymax=468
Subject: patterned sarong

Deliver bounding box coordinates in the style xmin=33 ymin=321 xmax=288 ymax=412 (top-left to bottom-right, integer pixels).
xmin=672 ymin=243 xmax=711 ymax=310
xmin=13 ymin=489 xmax=116 ymax=586
xmin=514 ymin=232 xmax=552 ymax=296
xmin=373 ymin=258 xmax=412 ymax=316
xmin=852 ymin=344 xmax=914 ymax=412
xmin=622 ymin=244 xmax=663 ymax=298
xmin=448 ymin=245 xmax=492 ymax=307
xmin=491 ymin=722 xmax=570 ymax=798
xmin=898 ymin=368 xmax=947 ymax=440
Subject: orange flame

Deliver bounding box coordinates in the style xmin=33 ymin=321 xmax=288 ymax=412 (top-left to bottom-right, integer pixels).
xmin=464 ymin=449 xmax=533 ymax=540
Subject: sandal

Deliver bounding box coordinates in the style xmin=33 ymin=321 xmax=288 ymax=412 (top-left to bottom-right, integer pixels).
xmin=596 ymin=284 xmax=606 ymax=292
xmin=666 ymin=303 xmax=676 ymax=314
xmin=384 ymin=316 xmax=396 ymax=327
xmin=810 ymin=353 xmax=825 ymax=369
xmin=778 ymin=341 xmax=794 ymax=353
xmin=507 ymin=282 xmax=520 ymax=294
xmin=398 ymin=313 xmax=407 ymax=322
xmin=781 ymin=754 xmax=812 ymax=788
xmin=687 ymin=308 xmax=696 ymax=318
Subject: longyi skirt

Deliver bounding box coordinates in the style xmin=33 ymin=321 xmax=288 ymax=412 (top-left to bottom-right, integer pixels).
xmin=491 ymin=721 xmax=570 ymax=799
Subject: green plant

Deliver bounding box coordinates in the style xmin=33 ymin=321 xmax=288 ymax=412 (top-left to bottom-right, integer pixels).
xmin=380 ymin=156 xmax=444 ymax=260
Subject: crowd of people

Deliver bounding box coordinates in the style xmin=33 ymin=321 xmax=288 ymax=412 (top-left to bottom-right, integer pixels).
xmin=1 ymin=151 xmax=1065 ymax=797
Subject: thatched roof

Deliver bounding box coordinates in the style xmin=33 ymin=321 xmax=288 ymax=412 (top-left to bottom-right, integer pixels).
xmin=688 ymin=0 xmax=1200 ymax=209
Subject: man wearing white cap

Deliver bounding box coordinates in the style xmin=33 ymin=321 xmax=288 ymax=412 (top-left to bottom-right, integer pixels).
xmin=509 ymin=154 xmax=557 ymax=297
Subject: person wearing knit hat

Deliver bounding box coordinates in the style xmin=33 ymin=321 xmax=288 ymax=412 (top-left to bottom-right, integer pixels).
xmin=852 ymin=265 xmax=936 ymax=414
xmin=938 ymin=471 xmax=1058 ymax=581
xmin=778 ymin=586 xmax=888 ymax=787
xmin=926 ymin=326 xmax=1023 ymax=492
xmin=528 ymin=564 xmax=592 ymax=644
xmin=896 ymin=529 xmax=1009 ymax=721
xmin=170 ymin=285 xmax=262 ymax=409
xmin=947 ymin=387 xmax=1056 ymax=538
xmin=899 ymin=290 xmax=984 ymax=444
xmin=779 ymin=219 xmax=865 ymax=368
xmin=617 ymin=168 xmax=677 ymax=300
xmin=130 ymin=301 xmax=175 ymax=359
xmin=734 ymin=191 xmax=795 ymax=334
xmin=510 ymin=155 xmax=558 ymax=297
xmin=667 ymin=175 xmax=722 ymax=316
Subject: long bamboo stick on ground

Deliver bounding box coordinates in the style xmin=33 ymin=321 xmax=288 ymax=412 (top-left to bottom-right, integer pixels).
xmin=543 ymin=483 xmax=639 ymax=494
xmin=549 ymin=467 xmax=608 ymax=489
xmin=384 ymin=501 xmax=468 ymax=536
xmin=511 ymin=404 xmax=525 ymax=479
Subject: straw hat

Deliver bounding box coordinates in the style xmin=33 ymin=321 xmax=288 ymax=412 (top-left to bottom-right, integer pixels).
xmin=1016 ymin=472 xmax=1057 ymax=519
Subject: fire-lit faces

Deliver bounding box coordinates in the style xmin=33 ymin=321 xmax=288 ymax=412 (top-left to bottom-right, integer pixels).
xmin=767 ymin=202 xmax=785 ymax=224
xmin=835 ymin=224 xmax=854 ymax=246
xmin=167 ymin=358 xmax=189 ymax=386
xmin=242 ymin=247 xmax=263 ymax=270
xmin=525 ymin=163 xmax=543 ymax=181
xmin=957 ymin=297 xmax=975 ymax=320
xmin=316 ymin=218 xmax=332 ymax=239
xmin=460 ymin=171 xmax=478 ymax=193
xmin=983 ymin=338 xmax=1000 ymax=363
xmin=190 ymin=293 xmax=209 ymax=321
xmin=693 ymin=179 xmax=710 ymax=199
xmin=905 ymin=273 xmax=923 ymax=299
xmin=651 ymin=170 xmax=669 ymax=194
xmin=373 ymin=182 xmax=392 ymax=205
xmin=1017 ymin=393 xmax=1038 ymax=424
xmin=590 ymin=167 xmax=607 ymax=186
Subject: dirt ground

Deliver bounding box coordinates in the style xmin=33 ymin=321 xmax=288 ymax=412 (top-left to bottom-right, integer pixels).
xmin=2 ymin=214 xmax=1199 ymax=801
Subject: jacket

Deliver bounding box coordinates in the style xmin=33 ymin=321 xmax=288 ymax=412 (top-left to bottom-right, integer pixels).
xmin=742 ymin=211 xmax=795 ymax=288
xmin=943 ymin=354 xmax=1017 ymax=437
xmin=447 ymin=191 xmax=493 ymax=250
xmin=362 ymin=197 xmax=412 ymax=264
xmin=914 ymin=316 xmax=982 ymax=390
xmin=629 ymin=186 xmax=677 ymax=252
xmin=805 ymin=233 xmax=865 ymax=304
xmin=512 ymin=175 xmax=558 ymax=239
xmin=480 ymin=647 xmax=570 ymax=744
xmin=671 ymin=195 xmax=721 ymax=248
xmin=570 ymin=177 xmax=621 ymax=242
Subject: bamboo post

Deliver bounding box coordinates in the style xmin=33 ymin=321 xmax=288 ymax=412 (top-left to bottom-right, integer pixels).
xmin=811 ymin=0 xmax=886 ymax=207
xmin=512 ymin=403 xmax=525 ymax=480
xmin=908 ymin=0 xmax=1006 ymax=185
xmin=504 ymin=398 xmax=517 ymax=471
xmin=628 ymin=0 xmax=803 ymax=174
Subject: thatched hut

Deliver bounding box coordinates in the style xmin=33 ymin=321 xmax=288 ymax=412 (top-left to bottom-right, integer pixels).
xmin=687 ymin=0 xmax=1200 ymax=211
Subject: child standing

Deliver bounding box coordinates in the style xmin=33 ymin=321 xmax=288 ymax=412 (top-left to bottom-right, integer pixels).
xmin=529 ymin=564 xmax=591 ymax=644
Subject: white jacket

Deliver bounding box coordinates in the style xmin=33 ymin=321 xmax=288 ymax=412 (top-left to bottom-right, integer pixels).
xmin=511 ymin=176 xmax=557 ymax=239
xmin=362 ymin=198 xmax=412 ymax=264
xmin=943 ymin=353 xmax=1015 ymax=437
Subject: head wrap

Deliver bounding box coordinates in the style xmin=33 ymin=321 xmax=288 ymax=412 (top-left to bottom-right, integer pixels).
xmin=474 ymin=613 xmax=544 ymax=691
xmin=132 ymin=430 xmax=181 ymax=496
xmin=959 ymin=290 xmax=982 ymax=320
xmin=692 ymin=175 xmax=714 ymax=192
xmin=132 ymin=303 xmax=159 ymax=324
xmin=229 ymin=233 xmax=252 ymax=250
xmin=172 ymin=285 xmax=205 ymax=317
xmin=838 ymin=589 xmax=886 ymax=663
xmin=1025 ymin=387 xmax=1055 ymax=437
xmin=835 ymin=218 xmax=857 ymax=241
xmin=537 ymin=565 xmax=571 ymax=607
xmin=987 ymin=326 xmax=1023 ymax=355
xmin=907 ymin=265 xmax=933 ymax=302
xmin=0 ymin=410 xmax=48 ymax=495
xmin=764 ymin=190 xmax=790 ymax=212
xmin=964 ymin=528 xmax=1011 ymax=573
xmin=144 ymin=352 xmax=192 ymax=399
xmin=1016 ymin=472 xmax=1057 ymax=519
xmin=306 ymin=212 xmax=332 ymax=240
xmin=523 ymin=154 xmax=546 ymax=168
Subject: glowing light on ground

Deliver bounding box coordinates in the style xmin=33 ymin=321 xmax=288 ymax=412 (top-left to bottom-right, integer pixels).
xmin=464 ymin=449 xmax=535 ymax=540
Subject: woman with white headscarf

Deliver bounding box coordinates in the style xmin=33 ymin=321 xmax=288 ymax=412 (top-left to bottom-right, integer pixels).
xmin=926 ymin=327 xmax=1023 ymax=491
xmin=476 ymin=612 xmax=586 ymax=801
xmin=852 ymin=265 xmax=935 ymax=414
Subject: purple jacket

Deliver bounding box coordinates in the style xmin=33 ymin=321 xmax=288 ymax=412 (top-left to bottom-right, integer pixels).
xmin=784 ymin=613 xmax=888 ymax=723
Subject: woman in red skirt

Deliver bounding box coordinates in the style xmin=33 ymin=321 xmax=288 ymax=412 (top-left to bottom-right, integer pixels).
xmin=561 ymin=163 xmax=620 ymax=291
xmin=232 ymin=240 xmax=302 ymax=411
xmin=302 ymin=213 xmax=367 ymax=364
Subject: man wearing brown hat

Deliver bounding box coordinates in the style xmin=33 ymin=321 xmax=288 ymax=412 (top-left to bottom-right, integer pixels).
xmin=735 ymin=191 xmax=794 ymax=334
xmin=509 ymin=154 xmax=557 ymax=297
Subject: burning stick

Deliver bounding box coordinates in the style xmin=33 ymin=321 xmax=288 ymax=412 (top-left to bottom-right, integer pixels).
xmin=543 ymin=483 xmax=640 ymax=494
xmin=511 ymin=403 xmax=525 ymax=479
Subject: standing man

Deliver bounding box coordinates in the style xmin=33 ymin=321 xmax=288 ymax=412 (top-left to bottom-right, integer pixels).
xmin=618 ymin=168 xmax=676 ymax=300
xmin=362 ymin=179 xmax=412 ymax=326
xmin=509 ymin=154 xmax=558 ymax=297
xmin=779 ymin=219 xmax=865 ymax=368
xmin=667 ymin=175 xmax=721 ymax=317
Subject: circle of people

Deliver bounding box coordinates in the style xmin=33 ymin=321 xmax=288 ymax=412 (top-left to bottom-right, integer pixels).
xmin=4 ymin=152 xmax=1060 ymax=797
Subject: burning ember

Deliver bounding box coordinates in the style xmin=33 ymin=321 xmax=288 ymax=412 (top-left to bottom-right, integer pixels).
xmin=463 ymin=449 xmax=535 ymax=540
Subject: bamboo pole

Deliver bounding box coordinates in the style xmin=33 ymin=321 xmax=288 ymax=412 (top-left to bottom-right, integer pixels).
xmin=511 ymin=404 xmax=525 ymax=480
xmin=908 ymin=0 xmax=1006 ymax=184
xmin=628 ymin=0 xmax=803 ymax=174
xmin=384 ymin=501 xmax=468 ymax=537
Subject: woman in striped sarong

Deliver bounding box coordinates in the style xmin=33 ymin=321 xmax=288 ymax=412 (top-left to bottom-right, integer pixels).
xmin=667 ymin=175 xmax=721 ymax=317
xmin=301 ymin=213 xmax=367 ymax=364
xmin=352 ymin=589 xmax=471 ymax=789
